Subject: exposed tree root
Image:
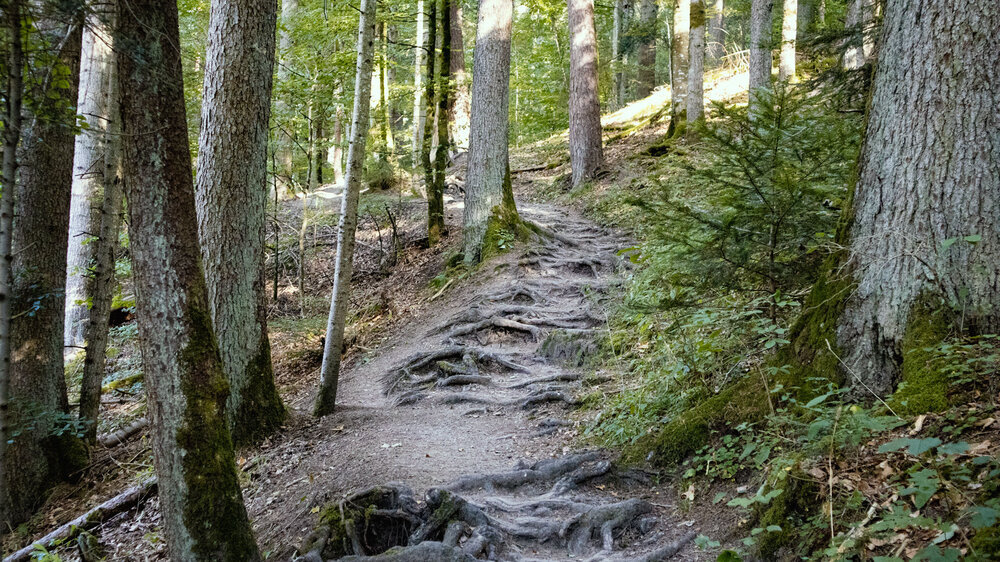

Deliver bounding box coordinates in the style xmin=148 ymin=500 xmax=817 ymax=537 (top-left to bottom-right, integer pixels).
xmin=583 ymin=530 xmax=697 ymax=562
xmin=435 ymin=389 xmax=578 ymax=410
xmin=335 ymin=542 xmax=477 ymax=562
xmin=385 ymin=346 xmax=529 ymax=393
xmin=563 ymin=498 xmax=653 ymax=555
xmin=504 ymin=373 xmax=581 ymax=389
xmin=447 ymin=453 xmax=601 ymax=492
xmin=446 ymin=317 xmax=542 ymax=342
xmin=484 ymin=285 xmax=547 ymax=305
xmin=437 ymin=374 xmax=492 ymax=387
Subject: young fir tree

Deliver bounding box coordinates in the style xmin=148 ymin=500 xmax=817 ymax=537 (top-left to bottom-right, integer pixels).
xmin=116 ymin=2 xmax=260 ymax=557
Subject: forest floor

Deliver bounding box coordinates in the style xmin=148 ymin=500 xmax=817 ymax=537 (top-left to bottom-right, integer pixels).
xmin=2 ymin=72 xmax=755 ymax=561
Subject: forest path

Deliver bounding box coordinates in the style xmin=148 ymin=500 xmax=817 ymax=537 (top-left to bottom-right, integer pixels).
xmin=248 ymin=200 xmax=703 ymax=560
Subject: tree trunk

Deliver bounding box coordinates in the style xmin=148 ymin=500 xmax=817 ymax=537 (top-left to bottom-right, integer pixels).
xmin=411 ymin=0 xmax=427 ymax=191
xmin=636 ymin=0 xmax=658 ymax=97
xmin=117 ymin=2 xmax=260 ymax=558
xmin=843 ymin=0 xmax=872 ymax=70
xmin=314 ymin=0 xmax=377 ymax=416
xmin=463 ymin=0 xmax=519 ymax=265
xmin=428 ymin=0 xmax=450 ymax=244
xmin=707 ymin=0 xmax=724 ymax=60
xmin=449 ymin=0 xmax=471 ymax=153
xmin=748 ymin=0 xmax=774 ymax=100
xmin=378 ymin=22 xmax=396 ymax=160
xmin=421 ymin=0 xmax=439 ymax=199
xmin=195 ymin=0 xmax=285 ymax=447
xmin=834 ymin=0 xmax=1000 ymax=403
xmin=0 ymin=0 xmax=24 ymax=531
xmin=330 ymin=105 xmax=345 ymax=185
xmin=613 ymin=0 xmax=633 ymax=106
xmin=669 ymin=0 xmax=690 ymax=129
xmin=276 ymin=0 xmax=298 ymax=192
xmin=779 ymin=0 xmax=796 ymax=80
xmin=70 ymin=5 xmax=124 ymax=446
xmin=567 ymin=0 xmax=605 ymax=187
xmin=686 ymin=0 xmax=705 ymax=124
xmin=6 ymin=11 xmax=84 ymax=527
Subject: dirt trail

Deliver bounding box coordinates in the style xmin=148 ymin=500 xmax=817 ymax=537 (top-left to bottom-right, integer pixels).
xmin=236 ymin=200 xmax=701 ymax=561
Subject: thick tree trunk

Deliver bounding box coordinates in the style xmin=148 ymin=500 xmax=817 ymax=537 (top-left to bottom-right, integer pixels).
xmin=835 ymin=0 xmax=1000 ymax=400
xmin=117 ymin=2 xmax=260 ymax=558
xmin=707 ymin=0 xmax=724 ymax=60
xmin=779 ymin=0 xmax=796 ymax=80
xmin=6 ymin=13 xmax=83 ymax=527
xmin=195 ymin=0 xmax=285 ymax=447
xmin=314 ymin=0 xmax=377 ymax=416
xmin=428 ymin=0 xmax=450 ymax=244
xmin=411 ymin=0 xmax=427 ymax=190
xmin=669 ymin=0 xmax=690 ymax=127
xmin=636 ymin=0 xmax=657 ymax=97
xmin=463 ymin=0 xmax=519 ymax=265
xmin=686 ymin=0 xmax=705 ymax=123
xmin=0 ymin=0 xmax=24 ymax=532
xmin=70 ymin=5 xmax=123 ymax=445
xmin=843 ymin=0 xmax=872 ymax=70
xmin=276 ymin=0 xmax=298 ymax=192
xmin=567 ymin=0 xmax=605 ymax=187
xmin=748 ymin=0 xmax=774 ymax=100
xmin=449 ymin=0 xmax=471 ymax=153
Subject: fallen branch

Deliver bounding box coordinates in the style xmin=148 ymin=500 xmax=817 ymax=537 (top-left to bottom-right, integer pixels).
xmin=97 ymin=417 xmax=149 ymax=448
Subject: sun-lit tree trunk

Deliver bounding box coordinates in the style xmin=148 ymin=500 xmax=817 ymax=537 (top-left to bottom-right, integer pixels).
xmin=378 ymin=22 xmax=396 ymax=160
xmin=411 ymin=0 xmax=427 ymax=190
xmin=5 ymin=11 xmax=84 ymax=528
xmin=0 ymin=0 xmax=24 ymax=531
xmin=613 ymin=0 xmax=632 ymax=106
xmin=314 ymin=0 xmax=377 ymax=416
xmin=69 ymin=5 xmax=123 ymax=445
xmin=195 ymin=0 xmax=285 ymax=447
xmin=117 ymin=2 xmax=260 ymax=558
xmin=779 ymin=0 xmax=796 ymax=80
xmin=276 ymin=0 xmax=298 ymax=192
xmin=707 ymin=0 xmax=724 ymax=60
xmin=330 ymin=104 xmax=345 ymax=184
xmin=833 ymin=0 xmax=1000 ymax=402
xmin=449 ymin=0 xmax=471 ymax=154
xmin=843 ymin=0 xmax=872 ymax=70
xmin=421 ymin=0 xmax=438 ymax=198
xmin=748 ymin=0 xmax=774 ymax=101
xmin=686 ymin=0 xmax=706 ymax=124
xmin=463 ymin=0 xmax=519 ymax=265
xmin=428 ymin=0 xmax=450 ymax=244
xmin=636 ymin=0 xmax=657 ymax=97
xmin=669 ymin=0 xmax=690 ymax=131
xmin=567 ymin=0 xmax=604 ymax=187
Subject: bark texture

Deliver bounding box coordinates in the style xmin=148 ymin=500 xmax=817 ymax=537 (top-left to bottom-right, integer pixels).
xmin=69 ymin=5 xmax=123 ymax=445
xmin=411 ymin=0 xmax=427 ymax=190
xmin=428 ymin=0 xmax=451 ymax=244
xmin=748 ymin=0 xmax=774 ymax=97
xmin=567 ymin=0 xmax=604 ymax=187
xmin=463 ymin=0 xmax=519 ymax=265
xmin=6 ymin=11 xmax=83 ymax=527
xmin=843 ymin=0 xmax=873 ymax=70
xmin=636 ymin=0 xmax=657 ymax=97
xmin=117 ymin=2 xmax=260 ymax=558
xmin=669 ymin=0 xmax=690 ymax=123
xmin=195 ymin=0 xmax=285 ymax=447
xmin=686 ymin=0 xmax=705 ymax=123
xmin=779 ymin=0 xmax=796 ymax=80
xmin=836 ymin=0 xmax=1000 ymax=396
xmin=707 ymin=0 xmax=724 ymax=60
xmin=314 ymin=0 xmax=377 ymax=416
xmin=449 ymin=0 xmax=471 ymax=152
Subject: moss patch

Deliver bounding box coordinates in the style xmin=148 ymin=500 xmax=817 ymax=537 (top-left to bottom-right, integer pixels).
xmin=890 ymin=296 xmax=954 ymax=415
xmin=754 ymin=465 xmax=822 ymax=558
xmin=228 ymin=335 xmax=286 ymax=448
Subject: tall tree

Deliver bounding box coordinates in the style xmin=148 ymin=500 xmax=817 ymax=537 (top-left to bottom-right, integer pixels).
xmin=0 ymin=0 xmax=24 ymax=530
xmin=463 ymin=0 xmax=519 ymax=265
xmin=779 ymin=0 xmax=796 ymax=80
xmin=686 ymin=0 xmax=706 ymax=124
xmin=195 ymin=0 xmax=285 ymax=447
xmin=276 ymin=0 xmax=298 ymax=191
xmin=67 ymin=3 xmax=123 ymax=445
xmin=420 ymin=0 xmax=439 ymax=212
xmin=612 ymin=0 xmax=632 ymax=107
xmin=449 ymin=0 xmax=471 ymax=153
xmin=830 ymin=0 xmax=1000 ymax=403
xmin=748 ymin=0 xmax=774 ymax=98
xmin=5 ymin=5 xmax=84 ymax=527
xmin=314 ymin=0 xmax=377 ymax=416
xmin=117 ymin=2 xmax=260 ymax=557
xmin=636 ymin=0 xmax=657 ymax=97
xmin=669 ymin=0 xmax=690 ymax=130
xmin=707 ymin=0 xmax=724 ymax=60
xmin=411 ymin=0 xmax=427 ymax=190
xmin=567 ymin=0 xmax=604 ymax=186
xmin=843 ymin=0 xmax=872 ymax=70
xmin=428 ymin=0 xmax=451 ymax=243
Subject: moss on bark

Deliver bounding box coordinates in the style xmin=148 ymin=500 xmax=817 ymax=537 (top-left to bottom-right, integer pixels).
xmin=229 ymin=337 xmax=286 ymax=448
xmin=889 ymin=296 xmax=953 ymax=415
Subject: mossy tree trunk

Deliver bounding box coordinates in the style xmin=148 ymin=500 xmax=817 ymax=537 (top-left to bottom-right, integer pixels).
xmin=314 ymin=0 xmax=377 ymax=416
xmin=117 ymin=2 xmax=260 ymax=558
xmin=195 ymin=0 xmax=285 ymax=447
xmin=832 ymin=0 xmax=1000 ymax=411
xmin=668 ymin=0 xmax=690 ymax=133
xmin=428 ymin=0 xmax=450 ymax=245
xmin=567 ymin=0 xmax=605 ymax=187
xmin=748 ymin=0 xmax=774 ymax=105
xmin=686 ymin=0 xmax=706 ymax=124
xmin=5 ymin=8 xmax=83 ymax=528
xmin=636 ymin=0 xmax=658 ymax=98
xmin=463 ymin=0 xmax=520 ymax=265
xmin=70 ymin=4 xmax=123 ymax=445
xmin=778 ymin=0 xmax=796 ymax=80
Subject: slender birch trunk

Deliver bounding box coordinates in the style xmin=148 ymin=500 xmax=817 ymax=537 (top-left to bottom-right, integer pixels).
xmin=567 ymin=0 xmax=604 ymax=187
xmin=669 ymin=0 xmax=690 ymax=131
xmin=330 ymin=105 xmax=345 ymax=185
xmin=314 ymin=0 xmax=377 ymax=416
